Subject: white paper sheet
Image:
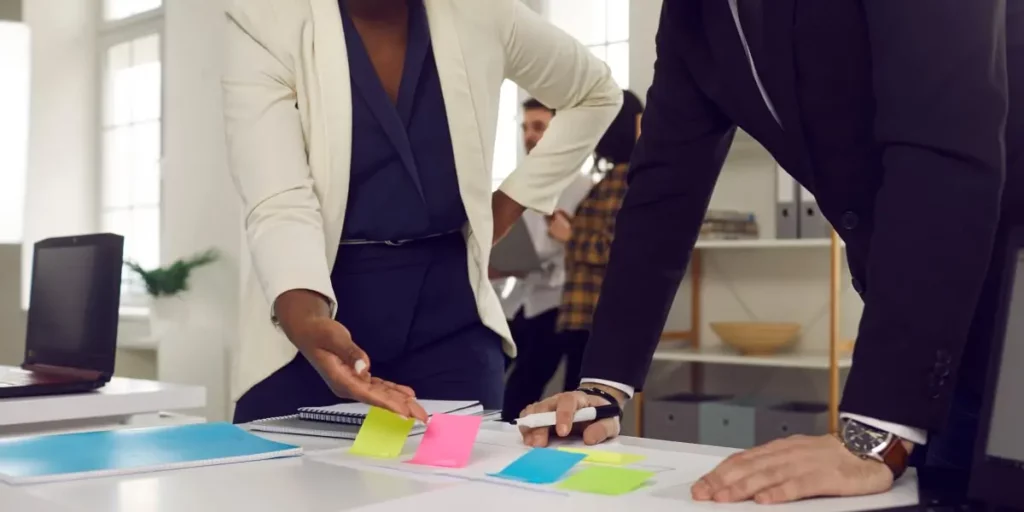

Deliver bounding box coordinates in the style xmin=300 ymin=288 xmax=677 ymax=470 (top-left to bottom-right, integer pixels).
xmin=319 ymin=428 xmax=919 ymax=512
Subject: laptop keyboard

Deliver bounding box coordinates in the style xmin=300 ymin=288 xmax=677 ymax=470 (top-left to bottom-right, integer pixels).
xmin=0 ymin=368 xmax=77 ymax=386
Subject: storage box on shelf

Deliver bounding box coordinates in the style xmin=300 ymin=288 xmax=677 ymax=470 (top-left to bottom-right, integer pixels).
xmin=755 ymin=401 xmax=830 ymax=444
xmin=643 ymin=394 xmax=833 ymax=447
xmin=698 ymin=396 xmax=783 ymax=450
xmin=643 ymin=393 xmax=731 ymax=443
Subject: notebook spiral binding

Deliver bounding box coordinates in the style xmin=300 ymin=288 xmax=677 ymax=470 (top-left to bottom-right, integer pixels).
xmin=296 ymin=408 xmax=365 ymax=425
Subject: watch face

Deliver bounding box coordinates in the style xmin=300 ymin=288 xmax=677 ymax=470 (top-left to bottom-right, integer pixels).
xmin=842 ymin=420 xmax=890 ymax=455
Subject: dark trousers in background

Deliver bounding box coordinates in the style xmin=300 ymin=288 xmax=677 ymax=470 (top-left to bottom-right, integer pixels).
xmin=501 ymin=310 xmax=588 ymax=422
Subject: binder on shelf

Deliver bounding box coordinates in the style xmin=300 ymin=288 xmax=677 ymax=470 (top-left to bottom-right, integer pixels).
xmin=798 ymin=186 xmax=831 ymax=239
xmin=775 ymin=165 xmax=799 ymax=239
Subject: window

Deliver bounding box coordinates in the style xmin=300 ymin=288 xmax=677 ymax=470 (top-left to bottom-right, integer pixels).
xmin=547 ymin=0 xmax=629 ymax=89
xmin=98 ymin=3 xmax=163 ymax=304
xmin=104 ymin=0 xmax=162 ymax=22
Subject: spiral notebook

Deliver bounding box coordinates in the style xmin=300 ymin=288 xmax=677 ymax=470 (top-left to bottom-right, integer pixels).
xmin=246 ymin=414 xmax=424 ymax=439
xmin=0 ymin=422 xmax=302 ymax=485
xmin=297 ymin=400 xmax=482 ymax=425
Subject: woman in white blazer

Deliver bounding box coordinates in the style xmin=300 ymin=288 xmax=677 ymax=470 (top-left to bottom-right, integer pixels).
xmin=223 ymin=0 xmax=621 ymax=423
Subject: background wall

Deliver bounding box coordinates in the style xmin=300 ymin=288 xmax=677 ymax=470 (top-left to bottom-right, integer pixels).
xmin=629 ymin=0 xmax=660 ymax=100
xmin=158 ymin=0 xmax=240 ymax=422
xmin=0 ymin=245 xmax=25 ymax=366
xmin=20 ymin=0 xmax=98 ymax=308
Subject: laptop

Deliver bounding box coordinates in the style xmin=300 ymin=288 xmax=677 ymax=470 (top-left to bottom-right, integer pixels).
xmin=0 ymin=233 xmax=124 ymax=399
xmin=490 ymin=217 xmax=543 ymax=275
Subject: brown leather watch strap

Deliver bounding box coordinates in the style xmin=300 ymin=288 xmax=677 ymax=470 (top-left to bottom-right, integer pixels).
xmin=880 ymin=438 xmax=910 ymax=480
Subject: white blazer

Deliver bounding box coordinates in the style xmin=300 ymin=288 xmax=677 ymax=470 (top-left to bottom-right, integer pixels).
xmin=222 ymin=0 xmax=622 ymax=401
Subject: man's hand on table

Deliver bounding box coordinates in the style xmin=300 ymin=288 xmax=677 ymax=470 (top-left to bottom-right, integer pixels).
xmin=518 ymin=384 xmax=626 ymax=447
xmin=691 ymin=434 xmax=895 ymax=505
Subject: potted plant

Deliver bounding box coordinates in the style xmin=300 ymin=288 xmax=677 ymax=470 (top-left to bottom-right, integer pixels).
xmin=125 ymin=249 xmax=219 ymax=342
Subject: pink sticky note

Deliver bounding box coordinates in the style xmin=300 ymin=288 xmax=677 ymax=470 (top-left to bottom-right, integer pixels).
xmin=406 ymin=414 xmax=483 ymax=468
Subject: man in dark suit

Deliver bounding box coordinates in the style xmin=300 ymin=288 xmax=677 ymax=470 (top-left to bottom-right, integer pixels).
xmin=519 ymin=0 xmax=1024 ymax=504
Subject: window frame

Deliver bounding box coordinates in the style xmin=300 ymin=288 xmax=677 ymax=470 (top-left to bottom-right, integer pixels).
xmin=95 ymin=3 xmax=165 ymax=308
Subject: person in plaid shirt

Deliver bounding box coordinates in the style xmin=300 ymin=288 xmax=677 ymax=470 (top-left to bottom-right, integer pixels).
xmin=555 ymin=90 xmax=644 ymax=389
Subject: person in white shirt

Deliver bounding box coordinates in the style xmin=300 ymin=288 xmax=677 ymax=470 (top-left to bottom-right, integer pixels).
xmin=495 ymin=99 xmax=593 ymax=422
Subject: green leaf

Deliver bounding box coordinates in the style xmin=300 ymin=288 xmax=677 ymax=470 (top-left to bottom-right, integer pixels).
xmin=123 ymin=248 xmax=220 ymax=298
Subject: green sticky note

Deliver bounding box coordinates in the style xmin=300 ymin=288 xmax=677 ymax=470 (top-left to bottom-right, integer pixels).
xmin=349 ymin=407 xmax=415 ymax=459
xmin=557 ymin=447 xmax=646 ymax=466
xmin=556 ymin=466 xmax=655 ymax=495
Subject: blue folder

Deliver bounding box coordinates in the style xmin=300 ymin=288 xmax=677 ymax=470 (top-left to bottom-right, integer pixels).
xmin=0 ymin=422 xmax=302 ymax=484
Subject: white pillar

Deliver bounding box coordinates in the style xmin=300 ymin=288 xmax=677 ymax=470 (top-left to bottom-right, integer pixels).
xmin=160 ymin=0 xmax=240 ymax=422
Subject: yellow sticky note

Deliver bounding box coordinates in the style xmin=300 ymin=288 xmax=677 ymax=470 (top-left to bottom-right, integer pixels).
xmin=349 ymin=407 xmax=415 ymax=459
xmin=557 ymin=465 xmax=655 ymax=495
xmin=557 ymin=447 xmax=646 ymax=466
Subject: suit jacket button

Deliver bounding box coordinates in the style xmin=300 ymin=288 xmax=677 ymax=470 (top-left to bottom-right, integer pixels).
xmin=841 ymin=211 xmax=859 ymax=230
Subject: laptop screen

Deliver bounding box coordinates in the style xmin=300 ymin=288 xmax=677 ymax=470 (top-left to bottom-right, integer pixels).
xmin=984 ymin=248 xmax=1024 ymax=463
xmin=24 ymin=234 xmax=123 ymax=374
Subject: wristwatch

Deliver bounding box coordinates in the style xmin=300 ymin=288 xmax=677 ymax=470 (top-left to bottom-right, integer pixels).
xmin=839 ymin=418 xmax=910 ymax=480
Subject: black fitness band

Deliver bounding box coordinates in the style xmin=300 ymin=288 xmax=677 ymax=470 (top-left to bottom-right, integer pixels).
xmin=578 ymin=387 xmax=624 ymax=417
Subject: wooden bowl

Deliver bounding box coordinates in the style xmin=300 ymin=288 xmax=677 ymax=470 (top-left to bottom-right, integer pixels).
xmin=710 ymin=322 xmax=801 ymax=356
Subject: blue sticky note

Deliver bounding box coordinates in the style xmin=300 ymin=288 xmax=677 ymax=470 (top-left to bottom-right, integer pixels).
xmin=488 ymin=448 xmax=587 ymax=484
xmin=0 ymin=422 xmax=301 ymax=485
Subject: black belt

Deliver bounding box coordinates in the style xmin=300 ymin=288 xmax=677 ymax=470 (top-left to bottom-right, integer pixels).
xmin=339 ymin=228 xmax=462 ymax=247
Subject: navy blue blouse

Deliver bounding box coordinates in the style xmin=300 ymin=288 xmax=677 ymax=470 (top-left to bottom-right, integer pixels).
xmin=339 ymin=0 xmax=466 ymax=242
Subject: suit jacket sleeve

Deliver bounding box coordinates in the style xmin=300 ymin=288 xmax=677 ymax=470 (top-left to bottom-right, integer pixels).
xmin=497 ymin=0 xmax=623 ymax=215
xmin=222 ymin=4 xmax=338 ymax=320
xmin=840 ymin=1 xmax=1008 ymax=430
xmin=580 ymin=2 xmax=737 ymax=390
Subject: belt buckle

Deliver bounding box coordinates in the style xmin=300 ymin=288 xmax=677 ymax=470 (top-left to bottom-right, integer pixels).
xmin=384 ymin=239 xmax=407 ymax=247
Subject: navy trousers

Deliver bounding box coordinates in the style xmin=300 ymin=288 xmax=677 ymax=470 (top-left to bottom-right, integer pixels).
xmin=233 ymin=234 xmax=505 ymax=424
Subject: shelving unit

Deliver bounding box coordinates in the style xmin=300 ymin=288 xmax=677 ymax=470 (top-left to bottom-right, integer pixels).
xmin=626 ymin=123 xmax=855 ymax=440
xmin=694 ymin=238 xmax=842 ymax=250
xmin=636 ymin=231 xmax=850 ymax=437
xmin=653 ymin=346 xmax=851 ymax=370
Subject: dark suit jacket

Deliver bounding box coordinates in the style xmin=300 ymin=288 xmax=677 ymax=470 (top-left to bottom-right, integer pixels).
xmin=583 ymin=0 xmax=1024 ymax=432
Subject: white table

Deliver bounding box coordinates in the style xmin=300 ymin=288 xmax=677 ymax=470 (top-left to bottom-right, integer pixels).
xmin=0 ymin=376 xmax=206 ymax=437
xmin=0 ymin=423 xmax=920 ymax=512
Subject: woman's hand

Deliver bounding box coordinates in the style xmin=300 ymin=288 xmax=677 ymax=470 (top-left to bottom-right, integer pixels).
xmin=547 ymin=209 xmax=572 ymax=242
xmin=275 ymin=290 xmax=429 ymax=422
xmin=518 ymin=385 xmax=625 ymax=447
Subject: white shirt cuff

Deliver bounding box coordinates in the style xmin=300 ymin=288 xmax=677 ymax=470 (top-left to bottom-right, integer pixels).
xmin=579 ymin=378 xmax=635 ymax=399
xmin=840 ymin=412 xmax=928 ymax=445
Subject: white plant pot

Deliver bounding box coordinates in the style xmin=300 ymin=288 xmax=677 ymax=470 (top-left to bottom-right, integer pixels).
xmin=149 ymin=296 xmax=189 ymax=345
